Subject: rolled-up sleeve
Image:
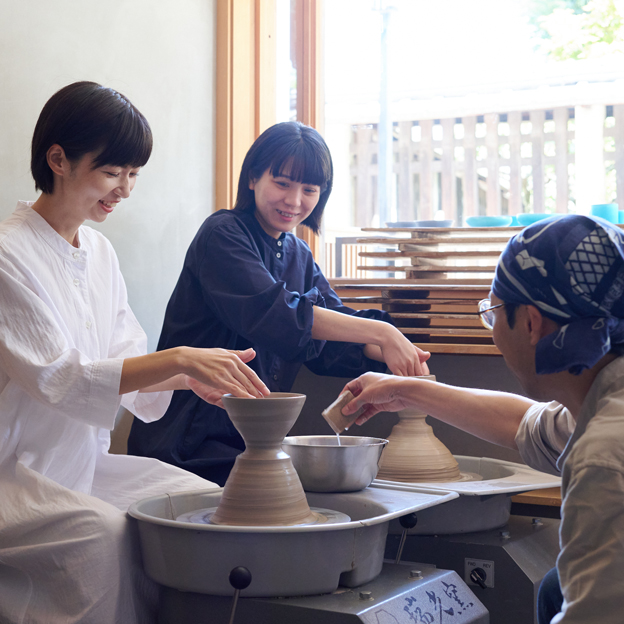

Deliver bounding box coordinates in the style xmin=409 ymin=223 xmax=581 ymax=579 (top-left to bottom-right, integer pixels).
xmin=515 ymin=400 xmax=575 ymax=475
xmin=195 ymin=224 xmax=327 ymax=362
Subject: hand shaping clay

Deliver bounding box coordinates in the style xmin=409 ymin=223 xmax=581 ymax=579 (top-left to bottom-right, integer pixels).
xmin=322 ymin=390 xmax=363 ymax=434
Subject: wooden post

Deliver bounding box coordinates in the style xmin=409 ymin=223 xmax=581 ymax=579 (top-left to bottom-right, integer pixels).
xmin=255 ymin=0 xmax=276 ymax=136
xmin=508 ymin=111 xmax=522 ymax=215
xmin=575 ymin=104 xmax=606 ymax=213
xmin=216 ymin=0 xmax=255 ymax=213
xmin=485 ymin=113 xmax=500 ymax=215
xmin=398 ymin=121 xmax=414 ymax=221
xmin=531 ymin=110 xmax=546 ymax=212
xmin=355 ymin=126 xmax=374 ymax=227
xmin=441 ymin=117 xmax=456 ymax=220
xmin=419 ymin=119 xmax=434 ymax=220
xmin=293 ymin=0 xmax=323 ymax=258
xmin=554 ymin=107 xmax=570 ymax=214
xmin=463 ymin=116 xmax=478 ymax=219
xmin=216 ymin=0 xmax=276 ymax=212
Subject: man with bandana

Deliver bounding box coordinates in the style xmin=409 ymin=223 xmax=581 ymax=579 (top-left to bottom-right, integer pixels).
xmin=341 ymin=215 xmax=624 ymax=624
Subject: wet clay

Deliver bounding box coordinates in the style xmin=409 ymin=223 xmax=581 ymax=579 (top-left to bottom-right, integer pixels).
xmin=211 ymin=393 xmax=319 ymax=526
xmin=376 ymin=375 xmax=461 ymax=483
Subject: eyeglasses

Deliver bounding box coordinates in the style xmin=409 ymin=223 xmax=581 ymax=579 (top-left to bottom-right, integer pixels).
xmin=478 ymin=298 xmax=504 ymax=330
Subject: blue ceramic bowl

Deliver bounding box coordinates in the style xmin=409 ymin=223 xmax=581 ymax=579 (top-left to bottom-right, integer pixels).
xmin=516 ymin=213 xmax=553 ymax=226
xmin=465 ymin=216 xmax=513 ymax=227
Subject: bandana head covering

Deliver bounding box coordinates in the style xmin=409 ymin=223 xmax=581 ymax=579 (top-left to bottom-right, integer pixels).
xmin=492 ymin=215 xmax=624 ymax=375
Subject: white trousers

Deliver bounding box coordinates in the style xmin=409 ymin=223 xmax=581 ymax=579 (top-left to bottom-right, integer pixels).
xmin=0 ymin=459 xmax=214 ymax=624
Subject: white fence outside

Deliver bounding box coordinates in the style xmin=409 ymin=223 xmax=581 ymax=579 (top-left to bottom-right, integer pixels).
xmin=324 ymin=103 xmax=624 ymax=279
xmin=348 ymin=104 xmax=624 ymax=228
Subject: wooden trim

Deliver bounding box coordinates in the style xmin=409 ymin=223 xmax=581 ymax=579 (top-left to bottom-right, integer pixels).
xmin=293 ymin=0 xmax=323 ymax=131
xmin=216 ymin=0 xmax=276 ymax=212
xmin=255 ymin=0 xmax=276 ymax=136
xmin=216 ymin=0 xmax=254 ymax=212
xmin=216 ymin=0 xmax=323 ymax=258
xmin=512 ymin=487 xmax=562 ymax=507
xmin=294 ymin=0 xmax=323 ymax=258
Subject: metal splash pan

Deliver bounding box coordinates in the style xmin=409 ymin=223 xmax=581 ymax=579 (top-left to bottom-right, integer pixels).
xmin=128 ymin=486 xmax=456 ymax=597
xmin=372 ymin=456 xmax=561 ymax=535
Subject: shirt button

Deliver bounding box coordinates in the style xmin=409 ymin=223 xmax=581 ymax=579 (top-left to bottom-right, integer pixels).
xmin=73 ymin=278 xmax=80 ymax=286
xmin=273 ymin=374 xmax=278 ymax=381
xmin=73 ymin=252 xmax=80 ymax=259
xmin=277 ymin=241 xmax=282 ymax=247
xmin=276 ymin=252 xmax=282 ymax=258
xmin=85 ymin=320 xmax=92 ymax=329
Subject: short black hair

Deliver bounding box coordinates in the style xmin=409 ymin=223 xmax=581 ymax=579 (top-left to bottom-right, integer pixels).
xmin=233 ymin=121 xmax=333 ymax=234
xmin=31 ymin=81 xmax=152 ymax=194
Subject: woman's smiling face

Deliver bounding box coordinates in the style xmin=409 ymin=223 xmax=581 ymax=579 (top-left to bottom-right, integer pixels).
xmin=250 ymin=167 xmax=321 ymax=238
xmin=65 ymin=152 xmax=141 ymax=223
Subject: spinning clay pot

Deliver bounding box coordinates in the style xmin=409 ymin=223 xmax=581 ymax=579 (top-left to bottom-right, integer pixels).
xmin=377 ymin=376 xmax=461 ymax=483
xmin=211 ymin=393 xmax=318 ymax=526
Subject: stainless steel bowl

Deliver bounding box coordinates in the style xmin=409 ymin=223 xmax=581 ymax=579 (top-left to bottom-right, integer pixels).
xmin=282 ymin=435 xmax=388 ymax=493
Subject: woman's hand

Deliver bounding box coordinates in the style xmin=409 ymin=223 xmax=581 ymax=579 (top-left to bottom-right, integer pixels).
xmin=341 ymin=372 xmax=412 ymax=425
xmin=184 ymin=347 xmax=270 ymax=400
xmin=186 ymin=378 xmax=228 ymax=408
xmin=376 ymin=324 xmax=431 ymax=377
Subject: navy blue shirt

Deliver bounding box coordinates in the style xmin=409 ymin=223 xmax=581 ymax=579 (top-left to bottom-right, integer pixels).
xmin=128 ymin=209 xmax=391 ymax=485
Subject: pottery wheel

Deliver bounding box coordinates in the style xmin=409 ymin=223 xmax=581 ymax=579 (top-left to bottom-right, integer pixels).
xmin=176 ymin=507 xmax=351 ymax=527
xmin=456 ymin=471 xmax=482 ymax=482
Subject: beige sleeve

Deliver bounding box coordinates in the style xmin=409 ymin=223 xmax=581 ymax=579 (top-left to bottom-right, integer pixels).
xmin=515 ymin=401 xmax=575 ymax=475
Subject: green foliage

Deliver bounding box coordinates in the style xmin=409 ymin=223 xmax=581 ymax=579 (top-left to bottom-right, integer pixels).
xmin=529 ymin=0 xmax=589 ymax=39
xmin=532 ymin=0 xmax=624 ymax=60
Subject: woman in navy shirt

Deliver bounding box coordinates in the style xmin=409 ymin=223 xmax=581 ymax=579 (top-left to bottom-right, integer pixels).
xmin=128 ymin=122 xmax=430 ymax=485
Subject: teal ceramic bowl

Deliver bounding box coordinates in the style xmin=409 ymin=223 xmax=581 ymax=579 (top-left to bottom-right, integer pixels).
xmin=465 ymin=216 xmax=513 ymax=227
xmin=516 ymin=213 xmax=553 ymax=226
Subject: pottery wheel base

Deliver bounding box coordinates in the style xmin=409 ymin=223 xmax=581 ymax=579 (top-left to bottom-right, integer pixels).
xmin=176 ymin=507 xmax=351 ymax=527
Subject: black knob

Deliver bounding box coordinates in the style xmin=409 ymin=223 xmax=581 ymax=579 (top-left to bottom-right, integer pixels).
xmin=399 ymin=513 xmax=418 ymax=529
xmin=229 ymin=566 xmax=252 ymax=591
xmin=470 ymin=567 xmax=487 ymax=589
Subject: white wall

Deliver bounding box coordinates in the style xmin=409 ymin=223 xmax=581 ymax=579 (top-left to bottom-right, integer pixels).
xmin=0 ymin=0 xmax=216 ymax=350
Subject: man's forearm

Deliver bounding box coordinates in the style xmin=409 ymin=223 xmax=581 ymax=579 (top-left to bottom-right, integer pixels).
xmin=395 ymin=378 xmax=534 ymax=449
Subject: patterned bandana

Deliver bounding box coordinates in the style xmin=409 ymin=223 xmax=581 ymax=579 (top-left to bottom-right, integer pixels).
xmin=492 ymin=215 xmax=624 ymax=375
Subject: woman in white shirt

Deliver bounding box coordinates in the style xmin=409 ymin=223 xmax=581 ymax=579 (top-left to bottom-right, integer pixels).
xmin=0 ymin=81 xmax=268 ymax=624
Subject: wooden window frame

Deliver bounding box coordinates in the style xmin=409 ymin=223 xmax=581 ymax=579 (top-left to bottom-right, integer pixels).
xmin=216 ymin=0 xmax=323 ymax=257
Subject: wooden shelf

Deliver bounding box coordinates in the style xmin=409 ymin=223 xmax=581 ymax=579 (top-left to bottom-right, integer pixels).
xmin=415 ymin=343 xmax=501 ymax=355
xmin=511 ymin=487 xmax=562 ymax=507
xmin=330 ymin=225 xmax=516 ymax=355
xmin=330 ymin=225 xmax=511 ymax=354
xmin=358 ymin=265 xmax=496 ymax=273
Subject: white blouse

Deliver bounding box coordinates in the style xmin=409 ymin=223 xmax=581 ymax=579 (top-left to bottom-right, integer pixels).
xmin=0 ymin=201 xmax=172 ymax=495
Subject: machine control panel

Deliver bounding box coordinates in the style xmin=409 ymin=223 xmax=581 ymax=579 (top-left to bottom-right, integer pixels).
xmin=464 ymin=559 xmax=495 ymax=589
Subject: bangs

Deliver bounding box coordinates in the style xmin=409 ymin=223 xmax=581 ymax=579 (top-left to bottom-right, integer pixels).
xmin=268 ymin=141 xmax=331 ymax=191
xmin=92 ymin=106 xmax=153 ymax=169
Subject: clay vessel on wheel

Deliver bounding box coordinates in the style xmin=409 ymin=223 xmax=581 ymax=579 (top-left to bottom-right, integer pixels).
xmin=211 ymin=392 xmax=318 ymax=526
